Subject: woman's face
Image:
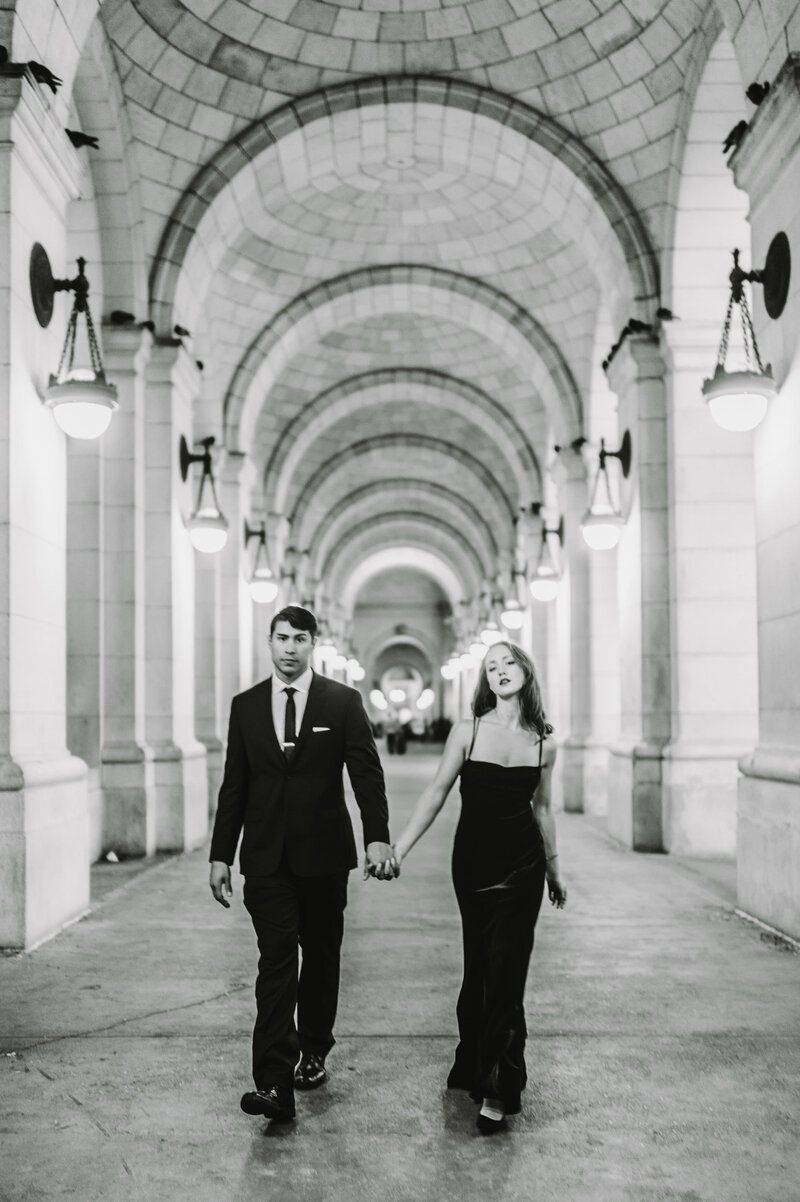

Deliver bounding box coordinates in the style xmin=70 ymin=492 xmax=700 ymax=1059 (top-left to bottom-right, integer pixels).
xmin=484 ymin=646 xmax=526 ymax=700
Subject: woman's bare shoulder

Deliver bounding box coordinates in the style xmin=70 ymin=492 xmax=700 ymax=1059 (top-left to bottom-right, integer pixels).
xmin=541 ymin=735 xmax=557 ymax=765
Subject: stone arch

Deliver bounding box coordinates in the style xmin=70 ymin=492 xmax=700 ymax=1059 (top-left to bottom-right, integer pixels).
xmin=149 ymin=77 xmax=659 ymax=333
xmin=320 ymin=511 xmax=486 ymax=591
xmin=307 ymin=479 xmax=499 ymax=585
xmin=234 ymin=266 xmax=582 ymax=452
xmin=264 ymin=368 xmax=542 ymax=515
xmin=339 ymin=547 xmax=469 ymax=615
xmin=290 ymin=433 xmax=517 ymax=552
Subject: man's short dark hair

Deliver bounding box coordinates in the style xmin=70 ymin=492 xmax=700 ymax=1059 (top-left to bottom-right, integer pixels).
xmin=269 ymin=605 xmax=318 ymax=638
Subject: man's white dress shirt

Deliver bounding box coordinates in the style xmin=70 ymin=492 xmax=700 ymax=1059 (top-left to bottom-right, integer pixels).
xmin=271 ymin=667 xmax=313 ymax=753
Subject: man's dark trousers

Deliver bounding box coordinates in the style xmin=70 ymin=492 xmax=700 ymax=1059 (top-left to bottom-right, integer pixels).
xmin=244 ymin=860 xmax=349 ymax=1091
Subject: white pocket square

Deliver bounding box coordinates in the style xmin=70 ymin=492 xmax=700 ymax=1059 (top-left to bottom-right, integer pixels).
xmin=312 ymin=726 xmax=331 ymax=733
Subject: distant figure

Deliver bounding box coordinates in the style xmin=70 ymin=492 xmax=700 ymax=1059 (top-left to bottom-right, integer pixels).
xmin=389 ymin=641 xmax=567 ymax=1133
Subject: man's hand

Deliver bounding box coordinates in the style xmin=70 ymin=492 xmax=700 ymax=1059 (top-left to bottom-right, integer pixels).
xmin=210 ymin=861 xmax=233 ymax=908
xmin=364 ymin=842 xmax=398 ymax=881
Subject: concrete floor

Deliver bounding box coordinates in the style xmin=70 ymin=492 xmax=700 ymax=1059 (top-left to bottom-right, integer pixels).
xmin=1 ymin=751 xmax=799 ymax=1202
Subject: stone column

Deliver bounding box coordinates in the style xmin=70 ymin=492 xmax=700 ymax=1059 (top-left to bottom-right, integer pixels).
xmin=661 ymin=323 xmax=758 ymax=857
xmin=605 ymin=335 xmax=671 ymax=851
xmin=730 ymin=55 xmax=800 ymax=935
xmin=99 ymin=327 xmax=157 ymax=856
xmin=143 ymin=343 xmax=207 ymax=851
xmin=0 ymin=72 xmax=88 ymax=947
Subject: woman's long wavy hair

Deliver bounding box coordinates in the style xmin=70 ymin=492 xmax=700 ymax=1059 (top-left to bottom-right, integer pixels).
xmin=472 ymin=641 xmax=554 ymax=739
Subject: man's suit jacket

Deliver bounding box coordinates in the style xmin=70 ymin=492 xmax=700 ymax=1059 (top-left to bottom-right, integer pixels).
xmin=209 ymin=672 xmax=390 ymax=877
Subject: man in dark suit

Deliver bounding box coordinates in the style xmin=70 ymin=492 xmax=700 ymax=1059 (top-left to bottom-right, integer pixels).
xmin=209 ymin=605 xmax=395 ymax=1123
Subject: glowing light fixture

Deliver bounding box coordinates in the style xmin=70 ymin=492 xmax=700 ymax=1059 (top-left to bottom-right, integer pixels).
xmin=580 ymin=431 xmax=631 ymax=551
xmin=317 ymin=638 xmax=337 ymax=668
xmin=331 ymin=652 xmax=347 ymax=671
xmin=469 ymin=641 xmax=488 ymax=661
xmin=441 ymin=662 xmax=457 ymax=680
xmin=180 ymin=435 xmax=228 ymax=553
xmin=350 ymin=664 xmax=366 ymax=682
xmin=35 ymin=251 xmax=118 ymax=439
xmin=480 ymin=622 xmax=503 ymax=646
xmin=389 ymin=688 xmax=406 ymax=704
xmin=500 ymin=601 xmax=525 ymax=630
xmin=459 ymin=651 xmax=476 ymax=670
xmin=244 ymin=519 xmax=278 ymax=603
xmin=346 ymin=657 xmax=359 ymax=675
xmin=529 ymin=515 xmax=564 ymax=602
xmin=417 ymin=688 xmax=435 ymax=711
xmin=369 ymin=689 xmax=388 ymax=711
xmin=703 ymin=237 xmax=789 ymax=432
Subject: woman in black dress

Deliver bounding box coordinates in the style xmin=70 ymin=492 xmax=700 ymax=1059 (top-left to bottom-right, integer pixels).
xmin=392 ymin=641 xmax=567 ymax=1132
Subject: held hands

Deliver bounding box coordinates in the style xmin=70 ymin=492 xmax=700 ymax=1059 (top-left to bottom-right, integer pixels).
xmin=364 ymin=842 xmax=400 ymax=881
xmin=209 ymin=861 xmax=233 ymax=908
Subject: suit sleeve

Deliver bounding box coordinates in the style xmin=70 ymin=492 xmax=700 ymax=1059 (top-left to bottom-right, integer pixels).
xmin=343 ymin=689 xmax=391 ymax=847
xmin=209 ymin=696 xmax=249 ymax=865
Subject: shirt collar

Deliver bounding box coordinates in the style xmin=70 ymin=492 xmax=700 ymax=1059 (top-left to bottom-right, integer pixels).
xmin=275 ymin=667 xmax=313 ymax=696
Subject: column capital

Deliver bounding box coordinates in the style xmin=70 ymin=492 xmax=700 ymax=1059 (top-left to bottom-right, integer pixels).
xmin=101 ymin=325 xmax=153 ymax=375
xmin=604 ymin=331 xmax=666 ymax=398
xmin=0 ymin=71 xmax=81 ymax=207
xmin=730 ymin=54 xmax=800 ymax=201
xmin=659 ymin=322 xmax=721 ymax=374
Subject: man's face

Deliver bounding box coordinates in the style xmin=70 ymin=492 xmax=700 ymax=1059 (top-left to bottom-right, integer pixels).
xmin=270 ymin=621 xmax=316 ymax=682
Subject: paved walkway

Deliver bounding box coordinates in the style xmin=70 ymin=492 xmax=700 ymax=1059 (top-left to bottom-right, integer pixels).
xmin=1 ymin=753 xmax=798 ymax=1202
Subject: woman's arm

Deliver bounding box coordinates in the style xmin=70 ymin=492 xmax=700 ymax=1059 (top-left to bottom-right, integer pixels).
xmin=533 ymin=743 xmax=567 ymax=908
xmin=393 ymin=721 xmax=470 ymax=865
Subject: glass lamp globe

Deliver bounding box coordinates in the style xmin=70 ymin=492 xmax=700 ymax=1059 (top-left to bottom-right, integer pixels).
xmin=529 ymin=574 xmax=561 ymax=602
xmin=480 ymin=624 xmax=503 ymax=646
xmin=249 ymin=569 xmax=278 ymax=604
xmin=317 ymin=640 xmax=337 ymax=667
xmin=351 ymin=664 xmax=365 ymax=682
xmin=186 ymin=508 xmax=229 ymax=553
xmin=369 ymin=689 xmax=388 ymax=710
xmin=441 ymin=663 xmax=456 ymax=680
xmin=459 ymin=651 xmax=476 ymax=670
xmin=417 ymin=688 xmax=435 ymax=711
xmin=702 ymin=366 xmax=774 ymax=432
xmin=580 ymin=507 xmax=624 ymax=551
xmin=45 ymin=370 xmax=118 ymax=440
xmin=500 ymin=603 xmax=525 ymax=630
xmin=331 ymin=653 xmax=347 ymax=671
xmin=469 ymin=641 xmax=488 ymax=661
xmin=346 ymin=657 xmax=359 ymax=674
xmin=389 ymin=688 xmax=406 ymax=704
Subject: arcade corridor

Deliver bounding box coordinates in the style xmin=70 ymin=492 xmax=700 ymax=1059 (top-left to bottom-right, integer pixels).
xmin=1 ymin=753 xmax=798 ymax=1202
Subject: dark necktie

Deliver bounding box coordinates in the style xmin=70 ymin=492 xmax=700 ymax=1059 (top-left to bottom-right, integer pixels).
xmin=283 ymin=687 xmax=297 ymax=761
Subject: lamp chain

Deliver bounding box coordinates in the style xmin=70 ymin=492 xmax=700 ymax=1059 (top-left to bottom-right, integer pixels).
xmin=53 ymin=282 xmax=106 ymax=382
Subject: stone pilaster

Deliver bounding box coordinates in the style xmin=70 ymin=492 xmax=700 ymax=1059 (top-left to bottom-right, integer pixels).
xmin=730 ymin=54 xmax=800 ymax=935
xmin=661 ymin=323 xmax=758 ymax=857
xmin=0 ymin=72 xmax=88 ymax=947
xmin=143 ymin=344 xmax=207 ymax=852
xmin=605 ymin=335 xmax=671 ymax=851
xmin=99 ymin=327 xmax=157 ymax=857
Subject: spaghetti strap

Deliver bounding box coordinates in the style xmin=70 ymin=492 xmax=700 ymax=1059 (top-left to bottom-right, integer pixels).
xmin=538 ymin=734 xmax=544 ymax=768
xmin=466 ymin=717 xmax=480 ymax=761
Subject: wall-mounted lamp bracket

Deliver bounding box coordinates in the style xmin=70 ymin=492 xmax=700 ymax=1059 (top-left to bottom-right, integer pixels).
xmin=730 ymin=232 xmax=790 ymax=319
xmin=599 ymin=430 xmax=632 ymax=479
xmin=179 ymin=434 xmax=215 ymax=482
xmin=29 ymin=243 xmax=93 ymax=329
xmin=244 ymin=518 xmax=266 ymax=547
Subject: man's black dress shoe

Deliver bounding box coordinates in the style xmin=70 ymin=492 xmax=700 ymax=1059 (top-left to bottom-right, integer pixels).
xmin=294 ymin=1052 xmax=327 ymax=1091
xmin=240 ymin=1087 xmax=296 ymax=1121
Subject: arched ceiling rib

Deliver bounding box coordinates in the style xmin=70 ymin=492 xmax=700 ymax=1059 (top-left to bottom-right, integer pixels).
xmin=340 ymin=548 xmax=467 ymax=614
xmin=307 ymin=480 xmax=499 ymax=584
xmin=290 ymin=435 xmax=517 ymax=555
xmin=329 ymin=530 xmax=481 ymax=612
xmin=321 ymin=513 xmax=486 ymax=588
xmin=234 ymin=265 xmax=583 ymax=452
xmin=149 ymin=77 xmax=658 ymax=336
xmin=263 ymin=368 xmax=542 ymax=514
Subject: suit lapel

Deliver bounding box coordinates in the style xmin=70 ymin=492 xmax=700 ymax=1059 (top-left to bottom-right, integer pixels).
xmin=264 ymin=677 xmax=286 ymax=767
xmin=292 ymin=672 xmax=327 ymax=764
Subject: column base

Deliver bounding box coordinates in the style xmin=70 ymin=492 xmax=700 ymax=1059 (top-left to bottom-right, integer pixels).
xmin=0 ymin=755 xmax=89 ymax=950
xmin=101 ymin=743 xmax=157 ymax=858
xmin=151 ymin=741 xmax=209 ymax=852
xmin=661 ymin=743 xmax=741 ymax=858
xmin=608 ymin=742 xmax=664 ymax=851
xmin=560 ymin=739 xmax=610 ymax=816
xmin=737 ymin=747 xmax=800 ymax=940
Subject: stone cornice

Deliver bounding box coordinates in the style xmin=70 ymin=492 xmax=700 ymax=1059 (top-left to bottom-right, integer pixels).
xmin=730 ymin=53 xmax=800 ymax=202
xmin=0 ymin=72 xmax=81 ymax=209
